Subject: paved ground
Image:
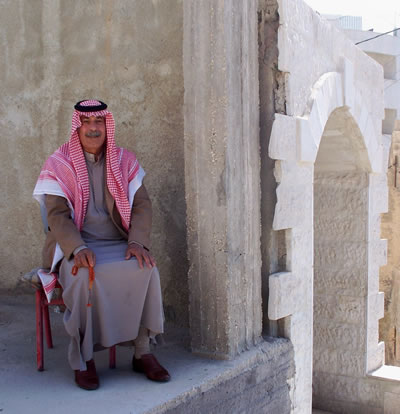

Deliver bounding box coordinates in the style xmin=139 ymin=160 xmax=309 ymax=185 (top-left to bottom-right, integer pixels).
xmin=0 ymin=294 xmax=211 ymax=414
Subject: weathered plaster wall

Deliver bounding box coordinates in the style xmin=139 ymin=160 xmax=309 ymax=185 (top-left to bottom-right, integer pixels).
xmin=184 ymin=0 xmax=262 ymax=358
xmin=0 ymin=0 xmax=188 ymax=326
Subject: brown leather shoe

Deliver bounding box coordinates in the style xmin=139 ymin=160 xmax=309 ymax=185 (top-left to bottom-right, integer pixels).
xmin=132 ymin=354 xmax=171 ymax=382
xmin=74 ymin=359 xmax=99 ymax=390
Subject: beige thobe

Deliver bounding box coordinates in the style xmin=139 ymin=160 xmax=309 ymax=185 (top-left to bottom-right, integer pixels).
xmin=51 ymin=152 xmax=163 ymax=370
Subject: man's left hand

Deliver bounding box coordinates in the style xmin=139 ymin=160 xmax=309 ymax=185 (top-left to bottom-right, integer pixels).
xmin=125 ymin=243 xmax=156 ymax=269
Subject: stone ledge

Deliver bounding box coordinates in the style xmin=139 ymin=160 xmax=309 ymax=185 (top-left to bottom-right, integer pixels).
xmin=368 ymin=364 xmax=400 ymax=382
xmin=152 ymin=337 xmax=294 ymax=413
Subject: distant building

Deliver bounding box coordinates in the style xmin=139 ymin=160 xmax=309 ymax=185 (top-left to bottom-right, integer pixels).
xmin=322 ymin=14 xmax=362 ymax=30
xmin=344 ymin=28 xmax=400 ymax=135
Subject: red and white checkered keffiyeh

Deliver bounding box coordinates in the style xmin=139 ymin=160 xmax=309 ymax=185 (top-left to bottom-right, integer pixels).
xmin=33 ymin=101 xmax=145 ymax=289
xmin=35 ymin=100 xmax=142 ymax=231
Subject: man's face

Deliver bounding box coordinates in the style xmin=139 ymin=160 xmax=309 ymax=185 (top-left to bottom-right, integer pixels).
xmin=78 ymin=116 xmax=106 ymax=155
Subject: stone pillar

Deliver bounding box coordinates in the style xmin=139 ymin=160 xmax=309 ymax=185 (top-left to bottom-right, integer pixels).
xmin=183 ymin=0 xmax=262 ymax=358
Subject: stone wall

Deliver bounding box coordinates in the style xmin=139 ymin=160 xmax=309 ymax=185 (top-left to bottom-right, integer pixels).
xmin=266 ymin=0 xmax=387 ymax=412
xmin=314 ymin=167 xmax=369 ymax=382
xmin=381 ymin=127 xmax=400 ymax=367
xmin=159 ymin=339 xmax=294 ymax=414
xmin=343 ymin=30 xmax=400 ymax=369
xmin=313 ymin=108 xmax=372 ymax=410
xmin=0 ymin=0 xmax=188 ymax=326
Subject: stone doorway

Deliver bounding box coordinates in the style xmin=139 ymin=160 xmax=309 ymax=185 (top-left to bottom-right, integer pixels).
xmin=312 ymin=107 xmax=373 ymax=409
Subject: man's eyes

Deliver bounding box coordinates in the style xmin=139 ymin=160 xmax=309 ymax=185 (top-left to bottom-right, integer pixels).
xmin=81 ymin=119 xmax=103 ymax=124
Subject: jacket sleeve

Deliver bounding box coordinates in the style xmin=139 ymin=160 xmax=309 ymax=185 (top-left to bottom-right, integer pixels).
xmin=45 ymin=195 xmax=85 ymax=260
xmin=128 ymin=184 xmax=152 ymax=250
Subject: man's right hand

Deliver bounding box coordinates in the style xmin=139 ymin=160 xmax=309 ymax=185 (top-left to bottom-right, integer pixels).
xmin=74 ymin=248 xmax=96 ymax=269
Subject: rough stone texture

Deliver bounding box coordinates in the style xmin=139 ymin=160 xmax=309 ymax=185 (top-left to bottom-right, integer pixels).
xmin=314 ymin=366 xmax=400 ymax=414
xmin=156 ymin=338 xmax=294 ymax=414
xmin=384 ymin=391 xmax=400 ymax=414
xmin=183 ymin=0 xmax=262 ymax=357
xmin=258 ymin=0 xmax=288 ymax=337
xmin=0 ymin=0 xmax=188 ymax=326
xmin=269 ymin=271 xmax=300 ymax=320
xmin=314 ymin=168 xmax=369 ymax=400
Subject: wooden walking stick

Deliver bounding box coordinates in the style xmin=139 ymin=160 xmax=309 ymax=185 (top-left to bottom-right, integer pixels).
xmin=71 ymin=265 xmax=95 ymax=307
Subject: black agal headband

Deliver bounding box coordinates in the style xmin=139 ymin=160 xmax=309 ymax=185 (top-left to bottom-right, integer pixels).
xmin=74 ymin=100 xmax=108 ymax=112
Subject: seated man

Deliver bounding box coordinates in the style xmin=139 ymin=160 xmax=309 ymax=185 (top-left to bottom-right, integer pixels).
xmin=33 ymin=100 xmax=170 ymax=390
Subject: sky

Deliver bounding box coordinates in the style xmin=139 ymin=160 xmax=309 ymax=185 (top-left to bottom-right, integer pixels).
xmin=303 ymin=0 xmax=400 ymax=34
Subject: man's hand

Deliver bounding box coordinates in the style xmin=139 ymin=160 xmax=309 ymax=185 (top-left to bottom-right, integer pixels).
xmin=74 ymin=248 xmax=96 ymax=269
xmin=125 ymin=243 xmax=156 ymax=269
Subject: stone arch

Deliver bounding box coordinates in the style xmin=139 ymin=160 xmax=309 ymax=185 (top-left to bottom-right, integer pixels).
xmin=270 ymin=62 xmax=383 ymax=171
xmin=267 ymin=63 xmax=388 ymax=412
